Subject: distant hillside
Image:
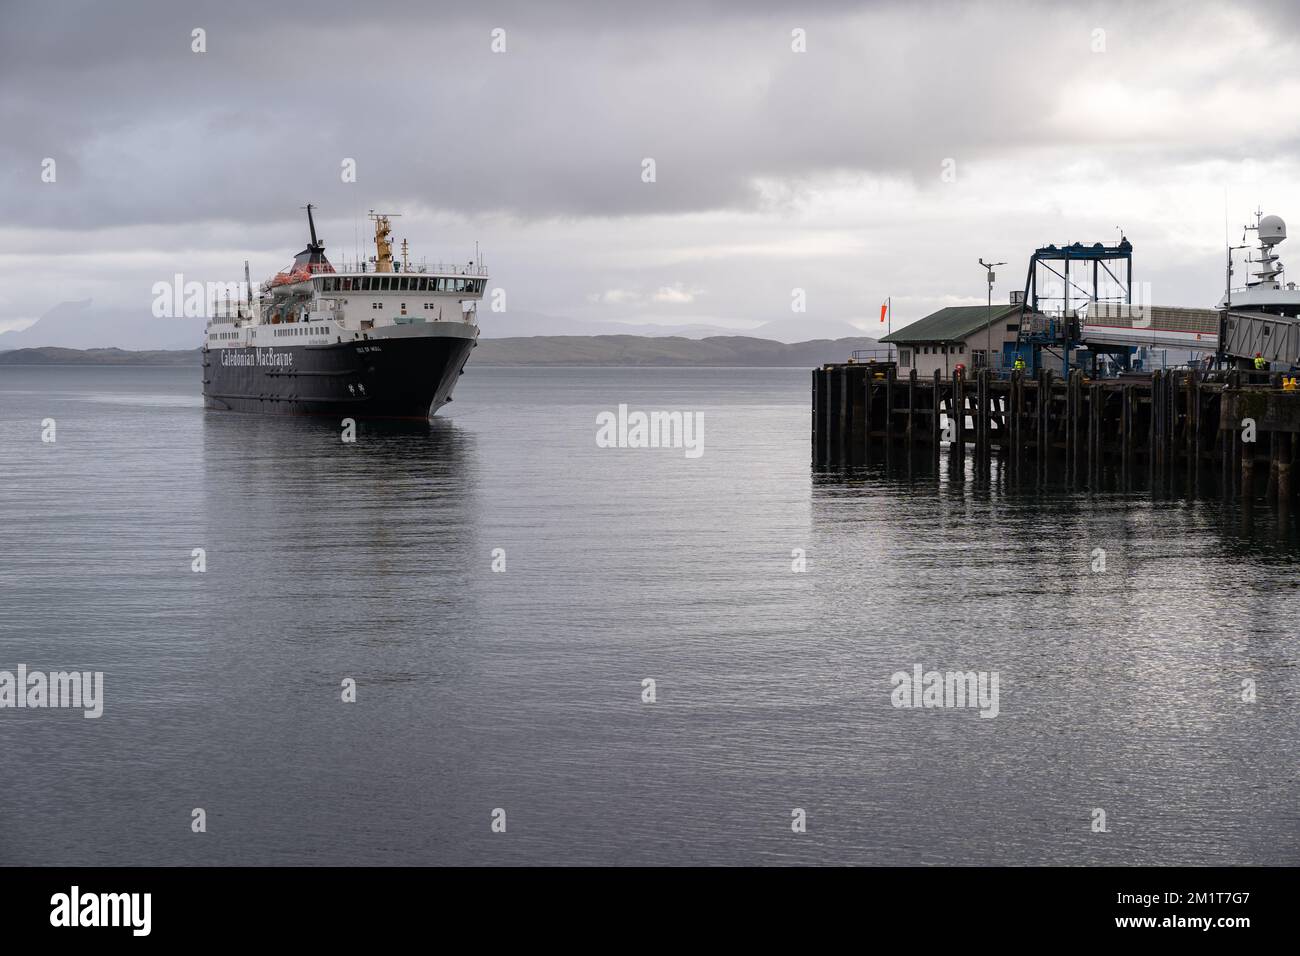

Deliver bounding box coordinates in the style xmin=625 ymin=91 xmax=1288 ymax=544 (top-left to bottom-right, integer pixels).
xmin=471 ymin=335 xmax=881 ymax=366
xmin=0 ymin=347 xmax=202 ymax=366
xmin=0 ymin=300 xmax=207 ymax=351
xmin=0 ymin=336 xmax=881 ymax=368
xmin=2 ymin=299 xmax=874 ymax=349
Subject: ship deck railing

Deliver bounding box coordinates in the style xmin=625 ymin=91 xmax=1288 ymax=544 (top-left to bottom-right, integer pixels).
xmin=300 ymin=259 xmax=488 ymax=277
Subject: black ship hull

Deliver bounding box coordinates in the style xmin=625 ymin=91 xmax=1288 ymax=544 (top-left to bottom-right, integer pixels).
xmin=202 ymin=333 xmax=475 ymax=420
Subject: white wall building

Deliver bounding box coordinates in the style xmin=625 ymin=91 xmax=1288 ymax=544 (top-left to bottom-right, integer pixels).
xmin=880 ymin=304 xmax=1022 ymax=378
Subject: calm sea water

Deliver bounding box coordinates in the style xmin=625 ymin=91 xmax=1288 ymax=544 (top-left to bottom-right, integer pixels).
xmin=0 ymin=365 xmax=1296 ymax=866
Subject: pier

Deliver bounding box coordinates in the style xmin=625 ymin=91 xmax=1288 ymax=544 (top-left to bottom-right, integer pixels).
xmin=811 ymin=363 xmax=1300 ymax=511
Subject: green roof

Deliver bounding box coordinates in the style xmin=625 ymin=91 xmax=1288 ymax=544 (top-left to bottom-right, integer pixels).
xmin=879 ymin=305 xmax=1020 ymax=344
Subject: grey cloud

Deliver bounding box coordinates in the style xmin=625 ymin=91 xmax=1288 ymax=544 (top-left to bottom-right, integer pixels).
xmin=3 ymin=0 xmax=1299 ymax=339
xmin=8 ymin=0 xmax=1279 ymax=232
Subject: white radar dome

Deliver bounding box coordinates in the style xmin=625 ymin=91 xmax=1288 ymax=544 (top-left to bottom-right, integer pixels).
xmin=1258 ymin=214 xmax=1286 ymax=244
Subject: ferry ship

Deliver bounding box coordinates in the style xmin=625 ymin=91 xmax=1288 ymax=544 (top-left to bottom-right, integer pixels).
xmin=202 ymin=206 xmax=485 ymax=418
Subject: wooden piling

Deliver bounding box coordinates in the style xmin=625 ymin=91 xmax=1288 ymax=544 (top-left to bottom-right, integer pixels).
xmin=842 ymin=366 xmax=852 ymax=468
xmin=1121 ymin=384 xmax=1133 ymax=487
xmin=952 ymin=370 xmax=966 ymax=474
xmin=1281 ymin=433 xmax=1294 ymax=503
xmin=884 ymin=366 xmax=895 ymax=467
xmin=1267 ymin=431 xmax=1279 ymax=503
xmin=931 ymin=369 xmax=941 ymax=470
xmin=1012 ymin=370 xmax=1024 ymax=479
xmin=813 ymin=368 xmax=827 ymax=465
xmin=907 ymin=368 xmax=917 ymax=446
xmin=811 ymin=364 xmax=1300 ymax=504
xmin=1153 ymin=371 xmax=1163 ymax=479
xmin=862 ymin=370 xmax=874 ymax=466
xmin=1191 ymin=370 xmax=1203 ymax=495
xmin=1089 ymin=382 xmax=1101 ymax=486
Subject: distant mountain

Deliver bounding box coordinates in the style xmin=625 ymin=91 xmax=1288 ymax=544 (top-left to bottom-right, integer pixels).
xmin=749 ymin=316 xmax=878 ymax=343
xmin=0 ymin=300 xmax=207 ymax=351
xmin=0 ymin=336 xmax=881 ymax=368
xmin=0 ymin=347 xmax=201 ymax=366
xmin=477 ymin=311 xmax=874 ymax=343
xmin=0 ymin=300 xmax=875 ymax=350
xmin=470 ymin=334 xmax=881 ymax=366
xmin=474 ymin=309 xmax=739 ymax=339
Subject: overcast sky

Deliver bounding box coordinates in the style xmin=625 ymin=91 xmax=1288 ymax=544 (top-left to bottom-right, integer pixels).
xmin=3 ymin=0 xmax=1300 ymax=340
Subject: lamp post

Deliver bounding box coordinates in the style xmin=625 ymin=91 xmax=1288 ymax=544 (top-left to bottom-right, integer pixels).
xmin=978 ymin=259 xmax=1005 ymax=373
xmin=1220 ymin=241 xmax=1250 ymax=370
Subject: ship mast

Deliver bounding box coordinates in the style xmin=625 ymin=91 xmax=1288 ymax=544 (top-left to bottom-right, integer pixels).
xmin=368 ymin=210 xmax=401 ymax=273
xmin=301 ymin=203 xmax=325 ymax=254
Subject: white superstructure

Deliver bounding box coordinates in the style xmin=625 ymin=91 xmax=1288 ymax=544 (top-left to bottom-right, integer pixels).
xmin=203 ymin=209 xmax=486 ymax=351
xmin=1220 ymin=211 xmax=1300 ymax=315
